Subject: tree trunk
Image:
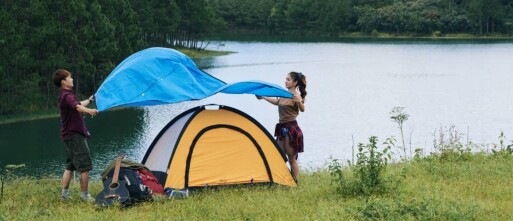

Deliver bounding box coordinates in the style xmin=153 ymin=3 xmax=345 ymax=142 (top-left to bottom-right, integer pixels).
xmin=486 ymin=17 xmax=489 ymax=34
xmin=479 ymin=18 xmax=483 ymax=35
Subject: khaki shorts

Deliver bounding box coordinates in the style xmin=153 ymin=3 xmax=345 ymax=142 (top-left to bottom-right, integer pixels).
xmin=64 ymin=134 xmax=93 ymax=172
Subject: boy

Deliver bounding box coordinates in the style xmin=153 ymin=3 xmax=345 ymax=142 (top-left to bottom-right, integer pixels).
xmin=52 ymin=69 xmax=98 ymax=201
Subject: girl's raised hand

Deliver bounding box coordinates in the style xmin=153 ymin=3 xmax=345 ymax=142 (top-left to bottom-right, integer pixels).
xmin=293 ymin=93 xmax=302 ymax=103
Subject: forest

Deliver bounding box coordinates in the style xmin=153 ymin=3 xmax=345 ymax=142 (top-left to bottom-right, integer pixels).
xmin=211 ymin=0 xmax=513 ymax=36
xmin=1 ymin=0 xmax=512 ymax=115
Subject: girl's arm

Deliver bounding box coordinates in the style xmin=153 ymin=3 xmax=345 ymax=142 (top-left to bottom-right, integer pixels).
xmin=293 ymin=93 xmax=305 ymax=112
xmin=257 ymin=96 xmax=279 ymax=105
xmin=296 ymin=100 xmax=305 ymax=112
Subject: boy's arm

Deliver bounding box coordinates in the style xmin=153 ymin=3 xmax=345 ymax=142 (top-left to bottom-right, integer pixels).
xmin=76 ymin=95 xmax=98 ymax=116
xmin=76 ymin=104 xmax=98 ymax=116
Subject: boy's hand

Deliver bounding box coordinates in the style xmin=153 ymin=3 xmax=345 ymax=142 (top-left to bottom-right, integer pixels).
xmin=89 ymin=109 xmax=99 ymax=117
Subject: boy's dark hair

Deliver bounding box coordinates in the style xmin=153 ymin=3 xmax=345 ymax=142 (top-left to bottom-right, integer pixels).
xmin=52 ymin=69 xmax=70 ymax=87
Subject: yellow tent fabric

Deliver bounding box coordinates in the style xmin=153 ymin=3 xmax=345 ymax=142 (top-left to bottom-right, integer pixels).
xmin=142 ymin=105 xmax=296 ymax=189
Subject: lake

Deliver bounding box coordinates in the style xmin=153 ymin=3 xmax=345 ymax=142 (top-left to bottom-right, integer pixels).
xmin=1 ymin=40 xmax=513 ymax=178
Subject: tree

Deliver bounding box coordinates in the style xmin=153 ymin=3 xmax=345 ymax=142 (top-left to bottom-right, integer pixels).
xmin=99 ymin=0 xmax=143 ymax=63
xmin=465 ymin=0 xmax=503 ymax=34
xmin=318 ymin=0 xmax=352 ymax=36
xmin=268 ymin=0 xmax=289 ymax=34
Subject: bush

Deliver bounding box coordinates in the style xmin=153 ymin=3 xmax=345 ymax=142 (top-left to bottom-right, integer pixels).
xmin=491 ymin=131 xmax=513 ymax=158
xmin=431 ymin=125 xmax=475 ymax=162
xmin=329 ymin=136 xmax=399 ymax=197
xmin=371 ymin=29 xmax=380 ymax=37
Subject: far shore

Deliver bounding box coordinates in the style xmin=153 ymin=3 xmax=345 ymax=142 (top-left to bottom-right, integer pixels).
xmin=207 ymin=31 xmax=513 ymax=42
xmin=0 ymin=112 xmax=59 ymax=125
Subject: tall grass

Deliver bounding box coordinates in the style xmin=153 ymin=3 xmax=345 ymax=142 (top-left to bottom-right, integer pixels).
xmin=326 ymin=126 xmax=513 ymax=220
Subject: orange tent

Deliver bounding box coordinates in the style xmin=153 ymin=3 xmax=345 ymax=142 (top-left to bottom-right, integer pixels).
xmin=141 ymin=104 xmax=296 ymax=189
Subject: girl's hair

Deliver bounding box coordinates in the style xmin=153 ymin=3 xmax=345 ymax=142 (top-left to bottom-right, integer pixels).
xmin=52 ymin=69 xmax=71 ymax=87
xmin=290 ymin=71 xmax=307 ymax=102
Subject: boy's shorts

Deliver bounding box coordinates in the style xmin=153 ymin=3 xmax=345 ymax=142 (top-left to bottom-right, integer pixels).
xmin=64 ymin=134 xmax=93 ymax=172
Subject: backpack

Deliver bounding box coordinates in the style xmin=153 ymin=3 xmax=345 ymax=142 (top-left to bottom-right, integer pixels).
xmin=104 ymin=167 xmax=152 ymax=205
xmin=136 ymin=169 xmax=164 ymax=195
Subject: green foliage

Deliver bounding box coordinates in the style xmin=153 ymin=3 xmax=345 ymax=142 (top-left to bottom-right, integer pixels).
xmin=327 ymin=158 xmax=356 ymax=196
xmin=413 ymin=147 xmax=424 ymax=161
xmin=329 ymin=136 xmax=399 ymax=197
xmin=371 ymin=29 xmax=380 ymax=36
xmin=210 ymin=0 xmax=354 ymax=35
xmin=210 ymin=0 xmax=513 ymax=36
xmin=491 ymin=131 xmax=513 ymax=159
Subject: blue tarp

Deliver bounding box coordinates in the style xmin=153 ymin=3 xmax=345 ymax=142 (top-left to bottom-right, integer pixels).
xmin=95 ymin=47 xmax=292 ymax=111
xmin=215 ymin=80 xmax=292 ymax=98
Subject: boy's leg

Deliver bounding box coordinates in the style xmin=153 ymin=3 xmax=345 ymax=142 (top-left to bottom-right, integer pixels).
xmin=61 ymin=169 xmax=73 ymax=199
xmin=79 ymin=170 xmax=94 ymax=201
xmin=62 ymin=169 xmax=72 ymax=189
xmin=79 ymin=170 xmax=89 ymax=193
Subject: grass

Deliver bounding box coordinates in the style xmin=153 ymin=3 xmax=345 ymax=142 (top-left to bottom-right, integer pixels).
xmin=2 ymin=152 xmax=513 ymax=220
xmin=178 ymin=48 xmax=234 ymax=59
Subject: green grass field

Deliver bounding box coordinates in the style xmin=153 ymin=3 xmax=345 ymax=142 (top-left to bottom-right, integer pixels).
xmin=2 ymin=151 xmax=513 ymax=221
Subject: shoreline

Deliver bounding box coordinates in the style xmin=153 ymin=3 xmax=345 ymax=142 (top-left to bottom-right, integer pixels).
xmin=207 ymin=32 xmax=513 ymax=42
xmin=0 ymin=112 xmax=59 ymax=125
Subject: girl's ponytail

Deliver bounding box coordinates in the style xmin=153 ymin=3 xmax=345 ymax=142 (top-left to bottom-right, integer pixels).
xmin=291 ymin=72 xmax=307 ymax=102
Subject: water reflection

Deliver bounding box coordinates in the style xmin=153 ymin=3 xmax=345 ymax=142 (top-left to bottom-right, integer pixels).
xmin=90 ymin=108 xmax=146 ymax=172
xmin=0 ymin=117 xmax=61 ymax=177
xmin=0 ymin=108 xmax=146 ymax=179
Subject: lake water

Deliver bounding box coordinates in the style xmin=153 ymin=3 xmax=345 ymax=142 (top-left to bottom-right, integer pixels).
xmin=2 ymin=40 xmax=513 ymax=178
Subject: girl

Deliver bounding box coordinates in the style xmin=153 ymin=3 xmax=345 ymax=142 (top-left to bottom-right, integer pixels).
xmin=257 ymin=71 xmax=307 ymax=181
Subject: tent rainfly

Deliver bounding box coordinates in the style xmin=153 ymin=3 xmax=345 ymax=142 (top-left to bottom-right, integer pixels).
xmin=142 ymin=104 xmax=297 ymax=189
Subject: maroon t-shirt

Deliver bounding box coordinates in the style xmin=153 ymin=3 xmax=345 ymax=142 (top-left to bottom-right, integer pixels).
xmin=58 ymin=89 xmax=90 ymax=141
